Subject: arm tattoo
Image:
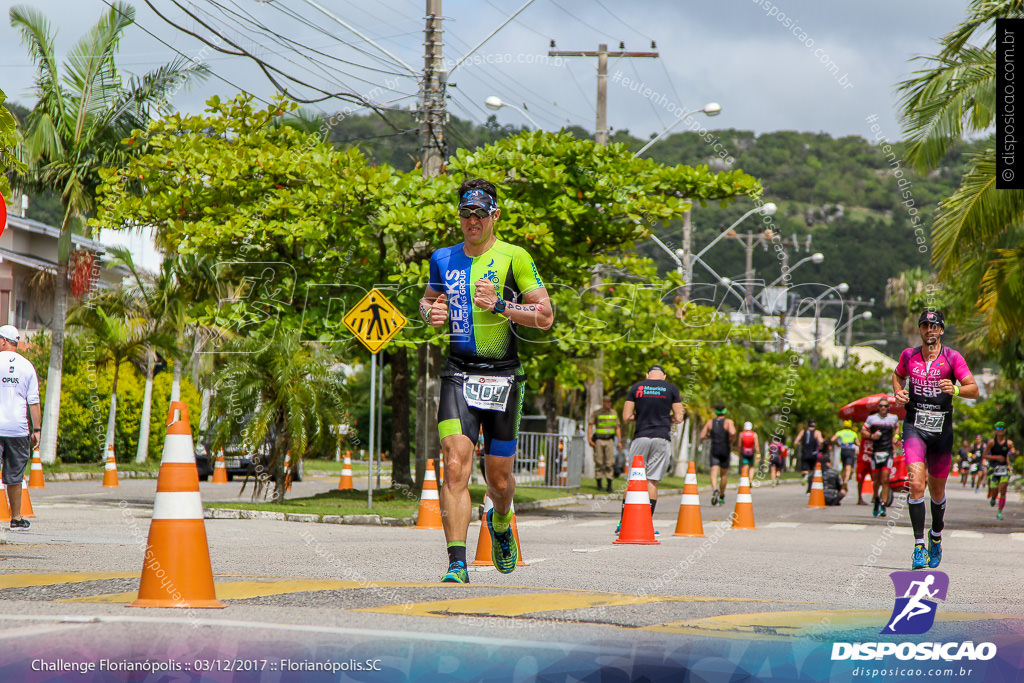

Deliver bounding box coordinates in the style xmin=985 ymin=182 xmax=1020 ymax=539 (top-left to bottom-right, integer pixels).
xmin=419 ymin=301 xmax=431 ymax=323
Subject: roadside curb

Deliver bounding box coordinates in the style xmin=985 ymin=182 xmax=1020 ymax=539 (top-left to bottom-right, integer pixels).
xmin=44 ymin=471 xmax=159 ymax=481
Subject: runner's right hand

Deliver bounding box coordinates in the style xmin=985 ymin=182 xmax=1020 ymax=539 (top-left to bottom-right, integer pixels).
xmin=894 ymin=388 xmax=909 ymax=405
xmin=429 ymin=294 xmax=448 ymax=327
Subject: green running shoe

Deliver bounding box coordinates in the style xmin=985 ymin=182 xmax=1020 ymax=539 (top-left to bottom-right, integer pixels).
xmin=927 ymin=536 xmax=942 ymax=569
xmin=911 ymin=543 xmax=930 ymax=570
xmin=441 ymin=560 xmax=469 ymax=584
xmin=487 ymin=509 xmax=519 ymax=574
xmin=997 ymin=511 xmax=1003 ymax=520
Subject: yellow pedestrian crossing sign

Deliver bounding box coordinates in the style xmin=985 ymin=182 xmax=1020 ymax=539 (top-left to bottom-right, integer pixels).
xmin=343 ymin=288 xmax=408 ymax=353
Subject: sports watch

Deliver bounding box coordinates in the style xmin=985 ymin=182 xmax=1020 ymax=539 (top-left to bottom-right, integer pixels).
xmin=492 ymin=298 xmax=507 ymax=314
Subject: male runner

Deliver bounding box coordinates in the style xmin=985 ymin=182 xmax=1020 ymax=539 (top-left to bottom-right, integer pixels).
xmin=794 ymin=420 xmax=823 ymax=488
xmin=893 ymin=310 xmax=977 ymax=570
xmin=984 ymin=422 xmax=1017 ymax=520
xmin=700 ymin=404 xmax=735 ymax=506
xmin=738 ymin=422 xmax=759 ymax=476
xmin=957 ymin=439 xmax=970 ymax=487
xmin=619 ymin=365 xmax=683 ymax=532
xmin=420 ymin=179 xmax=553 ymax=583
xmin=766 ymin=435 xmax=786 ymax=487
xmin=969 ymin=433 xmax=985 ymax=492
xmin=832 ymin=419 xmax=860 ymax=487
xmin=862 ymin=398 xmax=899 ymax=518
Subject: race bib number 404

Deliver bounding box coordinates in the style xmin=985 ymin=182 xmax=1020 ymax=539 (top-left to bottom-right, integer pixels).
xmin=463 ymin=374 xmax=513 ymax=411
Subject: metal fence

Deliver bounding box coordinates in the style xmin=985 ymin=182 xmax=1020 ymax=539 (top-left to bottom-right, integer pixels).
xmin=513 ymin=432 xmax=583 ymax=488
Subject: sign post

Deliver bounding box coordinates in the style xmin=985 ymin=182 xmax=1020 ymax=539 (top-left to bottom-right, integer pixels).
xmin=343 ymin=288 xmax=408 ymax=508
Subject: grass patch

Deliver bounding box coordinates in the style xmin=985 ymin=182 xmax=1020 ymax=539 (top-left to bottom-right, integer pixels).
xmin=48 ymin=461 xmax=161 ymax=473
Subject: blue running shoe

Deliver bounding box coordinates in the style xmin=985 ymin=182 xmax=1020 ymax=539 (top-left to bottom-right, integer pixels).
xmin=927 ymin=536 xmax=942 ymax=569
xmin=615 ymin=521 xmax=621 ymax=534
xmin=487 ymin=509 xmax=518 ymax=574
xmin=879 ymin=504 xmax=886 ymax=518
xmin=912 ymin=543 xmax=930 ymax=570
xmin=441 ymin=561 xmax=469 ymax=584
xmin=872 ymin=499 xmax=880 ymax=517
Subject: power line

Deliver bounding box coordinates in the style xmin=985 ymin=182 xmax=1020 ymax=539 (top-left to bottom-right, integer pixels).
xmin=548 ymin=0 xmax=619 ymax=41
xmin=99 ymin=0 xmax=271 ymax=105
xmin=592 ymin=0 xmax=653 ymax=40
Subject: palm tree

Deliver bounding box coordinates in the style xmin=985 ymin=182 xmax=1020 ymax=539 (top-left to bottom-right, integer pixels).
xmin=10 ymin=2 xmax=208 ymax=463
xmin=68 ymin=290 xmax=173 ymax=462
xmin=896 ymin=0 xmax=1024 ymax=346
xmin=105 ymin=247 xmax=222 ymax=462
xmin=210 ymin=333 xmax=347 ymax=503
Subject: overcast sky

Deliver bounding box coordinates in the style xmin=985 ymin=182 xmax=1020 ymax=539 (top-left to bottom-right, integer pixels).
xmin=1 ymin=0 xmax=970 ymax=143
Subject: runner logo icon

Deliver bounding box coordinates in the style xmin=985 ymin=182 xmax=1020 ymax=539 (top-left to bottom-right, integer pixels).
xmin=881 ymin=571 xmax=948 ymax=635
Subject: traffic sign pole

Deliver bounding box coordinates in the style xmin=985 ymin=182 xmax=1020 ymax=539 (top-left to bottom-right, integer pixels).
xmin=368 ymin=352 xmax=376 ymax=508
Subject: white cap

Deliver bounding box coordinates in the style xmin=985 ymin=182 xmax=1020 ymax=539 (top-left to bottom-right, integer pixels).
xmin=743 ymin=421 xmax=752 ymax=431
xmin=0 ymin=325 xmax=19 ymax=344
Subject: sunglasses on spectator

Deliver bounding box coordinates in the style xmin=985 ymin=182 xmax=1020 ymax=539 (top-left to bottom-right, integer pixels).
xmin=459 ymin=207 xmax=494 ymax=219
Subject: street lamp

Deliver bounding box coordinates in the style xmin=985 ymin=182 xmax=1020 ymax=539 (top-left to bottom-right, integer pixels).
xmin=634 ymin=102 xmax=722 ymax=157
xmin=484 ymin=96 xmax=541 ymax=129
xmin=799 ymin=283 xmax=848 ymax=368
xmin=837 ymin=310 xmax=872 ymax=367
xmin=768 ymin=252 xmax=824 ymax=288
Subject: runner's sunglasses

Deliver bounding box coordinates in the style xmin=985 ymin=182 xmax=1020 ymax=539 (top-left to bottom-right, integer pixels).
xmin=458 ymin=207 xmax=494 ymax=219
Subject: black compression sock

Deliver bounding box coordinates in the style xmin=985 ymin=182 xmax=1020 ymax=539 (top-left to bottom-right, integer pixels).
xmin=446 ymin=542 xmax=467 ymax=566
xmin=909 ymin=497 xmax=926 ymax=541
xmin=930 ymin=497 xmax=946 ymax=536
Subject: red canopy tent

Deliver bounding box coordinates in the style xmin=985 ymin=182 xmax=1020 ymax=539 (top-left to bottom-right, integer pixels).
xmin=838 ymin=393 xmax=906 ymax=422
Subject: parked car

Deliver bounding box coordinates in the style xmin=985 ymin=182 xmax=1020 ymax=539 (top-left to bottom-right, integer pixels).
xmin=201 ymin=440 xmax=303 ymax=482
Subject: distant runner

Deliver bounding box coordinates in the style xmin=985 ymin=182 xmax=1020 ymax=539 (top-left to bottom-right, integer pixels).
xmin=862 ymin=398 xmax=899 ymax=518
xmin=832 ymin=420 xmax=860 ymax=487
xmin=983 ymin=422 xmax=1017 ymax=521
xmin=957 ymin=439 xmax=970 ymax=487
xmin=738 ymin=421 xmax=760 ymax=475
xmin=893 ymin=310 xmax=978 ymax=570
xmin=700 ymin=404 xmax=735 ymax=506
xmin=969 ymin=434 xmax=985 ymax=491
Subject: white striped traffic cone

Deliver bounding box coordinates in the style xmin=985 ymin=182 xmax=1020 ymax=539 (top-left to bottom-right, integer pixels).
xmin=102 ymin=443 xmax=119 ymax=488
xmin=130 ymin=401 xmax=224 ymax=609
xmin=415 ymin=458 xmax=443 ymax=529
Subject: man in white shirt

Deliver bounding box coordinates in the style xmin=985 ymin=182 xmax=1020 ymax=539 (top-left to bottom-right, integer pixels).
xmin=0 ymin=325 xmax=41 ymax=530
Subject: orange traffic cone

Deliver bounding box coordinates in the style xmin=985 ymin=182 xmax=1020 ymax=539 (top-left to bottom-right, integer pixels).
xmin=338 ymin=452 xmax=354 ymax=490
xmin=731 ymin=465 xmax=756 ymax=529
xmin=807 ymin=463 xmax=826 ymax=509
xmin=614 ymin=455 xmax=659 ymax=545
xmin=861 ymin=471 xmax=873 ymax=498
xmin=951 ymin=461 xmax=959 ymax=477
xmin=211 ymin=448 xmax=228 ymax=484
xmin=673 ymin=461 xmax=704 ymax=537
xmin=415 ymin=458 xmax=443 ymax=529
xmin=130 ymin=401 xmax=224 ymax=608
xmin=537 ymin=453 xmax=546 ymax=483
xmin=284 ymin=451 xmax=292 ymax=491
xmin=20 ymin=485 xmax=35 ymax=518
xmin=28 ymin=448 xmax=45 ymax=489
xmin=102 ymin=443 xmax=119 ymax=488
xmin=437 ymin=452 xmax=445 ymax=485
xmin=0 ymin=476 xmax=10 ymax=522
xmin=471 ymin=495 xmax=526 ymax=566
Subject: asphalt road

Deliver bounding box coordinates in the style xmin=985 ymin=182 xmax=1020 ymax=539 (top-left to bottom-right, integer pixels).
xmin=1 ymin=473 xmax=1022 ymax=681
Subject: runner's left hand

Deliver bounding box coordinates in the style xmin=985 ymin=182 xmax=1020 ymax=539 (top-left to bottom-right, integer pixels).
xmin=938 ymin=379 xmax=955 ymax=395
xmin=473 ymin=278 xmax=499 ymax=311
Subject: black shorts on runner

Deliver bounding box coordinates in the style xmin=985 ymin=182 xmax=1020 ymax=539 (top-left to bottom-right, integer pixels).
xmin=437 ymin=370 xmax=526 ymax=458
xmin=840 ymin=447 xmax=857 ymax=467
xmin=800 ymin=455 xmax=818 ymax=472
xmin=710 ymin=449 xmax=731 ymax=469
xmin=0 ymin=435 xmax=31 ymax=485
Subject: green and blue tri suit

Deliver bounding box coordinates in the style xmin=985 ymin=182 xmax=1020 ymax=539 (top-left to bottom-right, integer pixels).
xmin=428 ymin=239 xmax=544 ymax=457
xmin=835 ymin=428 xmax=859 ymax=467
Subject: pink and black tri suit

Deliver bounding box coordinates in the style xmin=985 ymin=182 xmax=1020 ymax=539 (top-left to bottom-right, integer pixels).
xmin=894 ymin=345 xmax=972 ymax=479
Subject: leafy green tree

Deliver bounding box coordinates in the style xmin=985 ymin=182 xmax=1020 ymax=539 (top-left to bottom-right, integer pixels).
xmin=11 ymin=2 xmax=208 ymax=464
xmin=209 ymin=333 xmax=347 ymax=503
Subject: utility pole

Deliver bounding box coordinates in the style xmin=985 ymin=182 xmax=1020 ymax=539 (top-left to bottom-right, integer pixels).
xmin=722 ymin=229 xmax=774 ymax=324
xmin=548 ymin=43 xmax=658 ymax=144
xmin=549 ymin=42 xmax=657 ymax=476
xmin=417 ymin=0 xmax=445 ymax=488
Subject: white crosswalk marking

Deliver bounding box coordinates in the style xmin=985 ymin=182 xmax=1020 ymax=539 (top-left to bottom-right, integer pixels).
xmin=762 ymin=522 xmax=801 ymax=528
xmin=950 ymin=530 xmax=984 ymax=539
xmin=829 ymin=524 xmax=867 ymax=531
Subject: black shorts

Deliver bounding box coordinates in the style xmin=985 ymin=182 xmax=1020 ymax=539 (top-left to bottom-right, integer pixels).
xmin=437 ymin=371 xmax=526 ymax=458
xmin=800 ymin=453 xmax=818 ymax=472
xmin=710 ymin=449 xmax=731 ymax=469
xmin=0 ymin=435 xmax=31 ymax=485
xmin=840 ymin=447 xmax=857 ymax=467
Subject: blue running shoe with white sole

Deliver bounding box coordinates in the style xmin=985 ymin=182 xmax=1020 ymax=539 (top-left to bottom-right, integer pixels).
xmin=441 ymin=561 xmax=469 ymax=584
xmin=487 ymin=509 xmax=518 ymax=574
xmin=927 ymin=536 xmax=942 ymax=569
xmin=912 ymin=543 xmax=929 ymax=570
